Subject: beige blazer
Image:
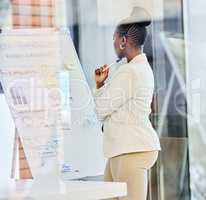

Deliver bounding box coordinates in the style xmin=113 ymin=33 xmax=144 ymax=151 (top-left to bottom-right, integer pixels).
xmin=94 ymin=54 xmax=161 ymax=158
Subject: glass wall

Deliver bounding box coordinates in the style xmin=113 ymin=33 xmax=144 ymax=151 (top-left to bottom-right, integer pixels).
xmin=185 ymin=0 xmax=206 ymax=199
xmin=148 ymin=1 xmax=190 ymax=199
xmin=67 ymin=0 xmax=191 ymax=199
xmin=1 ymin=0 xmax=206 ymax=199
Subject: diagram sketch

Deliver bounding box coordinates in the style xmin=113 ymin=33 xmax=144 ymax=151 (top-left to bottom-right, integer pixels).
xmin=0 ymin=28 xmax=105 ymax=180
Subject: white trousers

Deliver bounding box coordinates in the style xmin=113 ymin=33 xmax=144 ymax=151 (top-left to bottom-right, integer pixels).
xmin=104 ymin=151 xmax=158 ymax=200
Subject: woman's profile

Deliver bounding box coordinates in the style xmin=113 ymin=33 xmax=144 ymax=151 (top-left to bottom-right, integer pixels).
xmin=94 ymin=7 xmax=161 ymax=200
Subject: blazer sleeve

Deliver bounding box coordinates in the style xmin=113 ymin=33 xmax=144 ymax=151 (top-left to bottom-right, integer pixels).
xmin=93 ymin=67 xmax=134 ymax=121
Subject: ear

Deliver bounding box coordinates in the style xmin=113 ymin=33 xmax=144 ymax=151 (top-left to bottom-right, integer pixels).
xmin=121 ymin=36 xmax=127 ymax=46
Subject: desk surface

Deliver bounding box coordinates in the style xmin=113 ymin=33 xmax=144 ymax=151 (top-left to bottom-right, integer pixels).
xmin=0 ymin=180 xmax=127 ymax=200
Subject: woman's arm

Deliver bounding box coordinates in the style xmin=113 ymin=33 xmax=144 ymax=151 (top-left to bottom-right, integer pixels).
xmin=94 ymin=67 xmax=134 ymax=121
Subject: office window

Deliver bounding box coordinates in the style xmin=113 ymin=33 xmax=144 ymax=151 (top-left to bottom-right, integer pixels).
xmin=149 ymin=1 xmax=190 ymax=199
xmin=75 ymin=0 xmax=190 ymax=199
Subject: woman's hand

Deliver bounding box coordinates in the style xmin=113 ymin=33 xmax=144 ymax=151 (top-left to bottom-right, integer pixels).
xmin=95 ymin=64 xmax=109 ymax=89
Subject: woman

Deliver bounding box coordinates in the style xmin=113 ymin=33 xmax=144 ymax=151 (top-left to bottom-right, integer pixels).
xmin=94 ymin=7 xmax=161 ymax=200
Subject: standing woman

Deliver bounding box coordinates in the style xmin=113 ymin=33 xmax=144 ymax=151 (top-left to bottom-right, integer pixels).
xmin=94 ymin=7 xmax=161 ymax=200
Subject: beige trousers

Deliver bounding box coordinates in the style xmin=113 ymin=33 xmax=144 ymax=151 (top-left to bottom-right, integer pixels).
xmin=104 ymin=151 xmax=158 ymax=200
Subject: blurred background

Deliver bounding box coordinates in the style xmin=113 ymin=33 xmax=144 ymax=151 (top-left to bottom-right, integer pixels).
xmin=0 ymin=0 xmax=206 ymax=199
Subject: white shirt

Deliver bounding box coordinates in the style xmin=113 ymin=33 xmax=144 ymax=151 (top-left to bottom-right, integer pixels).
xmin=93 ymin=54 xmax=161 ymax=158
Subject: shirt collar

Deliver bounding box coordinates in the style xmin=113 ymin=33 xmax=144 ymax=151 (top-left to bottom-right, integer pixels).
xmin=128 ymin=53 xmax=147 ymax=64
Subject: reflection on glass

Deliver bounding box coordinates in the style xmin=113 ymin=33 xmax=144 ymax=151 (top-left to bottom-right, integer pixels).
xmin=149 ymin=137 xmax=190 ymax=200
xmin=0 ymin=0 xmax=10 ymax=26
xmin=162 ymin=33 xmax=186 ymax=82
xmin=2 ymin=0 xmax=206 ymax=199
xmin=0 ymin=0 xmax=10 ymax=93
xmin=75 ymin=0 xmax=191 ymax=199
xmin=147 ymin=0 xmax=190 ymax=199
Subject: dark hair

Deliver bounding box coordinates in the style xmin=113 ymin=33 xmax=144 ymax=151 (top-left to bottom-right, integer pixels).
xmin=116 ymin=7 xmax=151 ymax=48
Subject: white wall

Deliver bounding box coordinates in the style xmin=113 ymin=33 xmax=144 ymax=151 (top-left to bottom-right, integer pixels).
xmin=0 ymin=95 xmax=15 ymax=185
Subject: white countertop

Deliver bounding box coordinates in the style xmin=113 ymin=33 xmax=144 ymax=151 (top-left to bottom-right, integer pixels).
xmin=0 ymin=180 xmax=127 ymax=200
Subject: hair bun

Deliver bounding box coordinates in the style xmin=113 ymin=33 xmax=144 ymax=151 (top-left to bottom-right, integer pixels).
xmin=121 ymin=7 xmax=151 ymax=27
xmin=137 ymin=20 xmax=151 ymax=27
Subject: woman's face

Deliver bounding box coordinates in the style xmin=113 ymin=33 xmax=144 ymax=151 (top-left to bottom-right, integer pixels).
xmin=113 ymin=31 xmax=125 ymax=59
